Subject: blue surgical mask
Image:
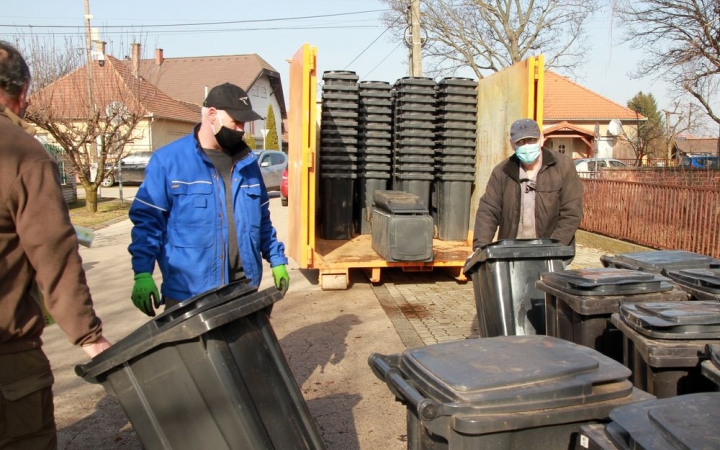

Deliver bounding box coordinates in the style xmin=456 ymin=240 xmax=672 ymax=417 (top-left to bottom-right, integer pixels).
xmin=515 ymin=143 xmax=541 ymax=164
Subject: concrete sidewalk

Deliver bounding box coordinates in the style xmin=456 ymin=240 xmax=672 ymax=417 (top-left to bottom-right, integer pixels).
xmin=46 ymin=196 xmax=608 ymax=449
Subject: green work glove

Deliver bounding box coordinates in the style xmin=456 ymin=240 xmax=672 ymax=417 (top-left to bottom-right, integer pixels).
xmin=272 ymin=265 xmax=290 ymax=296
xmin=131 ymin=273 xmax=161 ymax=317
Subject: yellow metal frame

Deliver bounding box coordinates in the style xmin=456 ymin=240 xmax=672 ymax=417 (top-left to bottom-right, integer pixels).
xmin=288 ymin=45 xmax=545 ymax=289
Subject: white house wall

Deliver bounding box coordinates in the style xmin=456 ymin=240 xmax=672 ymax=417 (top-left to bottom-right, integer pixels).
xmin=247 ymin=77 xmax=283 ymax=148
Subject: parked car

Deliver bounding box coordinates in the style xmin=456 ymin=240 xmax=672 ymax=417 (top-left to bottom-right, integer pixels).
xmin=253 ymin=150 xmax=288 ymax=191
xmin=101 ymin=151 xmax=154 ymax=187
xmin=680 ymin=153 xmax=719 ymax=169
xmin=280 ymin=167 xmax=288 ymax=207
xmin=574 ymin=158 xmax=628 ymax=173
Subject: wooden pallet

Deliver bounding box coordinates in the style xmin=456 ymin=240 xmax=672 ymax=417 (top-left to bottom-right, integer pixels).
xmin=313 ymin=235 xmax=471 ymax=289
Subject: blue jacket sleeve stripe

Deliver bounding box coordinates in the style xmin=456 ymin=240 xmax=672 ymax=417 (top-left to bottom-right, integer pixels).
xmin=133 ymin=197 xmax=168 ymax=212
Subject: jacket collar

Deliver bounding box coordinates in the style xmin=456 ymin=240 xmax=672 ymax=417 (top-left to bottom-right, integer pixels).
xmin=503 ymin=147 xmax=557 ymax=181
xmin=0 ymin=103 xmax=36 ymax=136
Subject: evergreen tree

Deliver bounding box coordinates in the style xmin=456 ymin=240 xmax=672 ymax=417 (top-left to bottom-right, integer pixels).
xmin=265 ymin=105 xmax=280 ymax=150
xmin=244 ymin=132 xmax=257 ymax=150
xmin=625 ymin=92 xmax=666 ymax=161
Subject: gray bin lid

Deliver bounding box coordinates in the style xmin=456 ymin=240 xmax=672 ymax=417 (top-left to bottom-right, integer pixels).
xmin=605 ymin=393 xmax=720 ymax=450
xmin=663 ymin=268 xmax=720 ymax=299
xmin=76 ymin=282 xmax=282 ymax=381
xmin=463 ymin=239 xmax=574 ymax=274
xmin=372 ymin=189 xmax=428 ymax=214
xmin=398 ymin=336 xmax=633 ymax=414
xmin=600 ymin=250 xmax=720 ymax=274
xmin=618 ymin=301 xmax=720 ymax=339
xmin=540 ymin=268 xmax=674 ymax=296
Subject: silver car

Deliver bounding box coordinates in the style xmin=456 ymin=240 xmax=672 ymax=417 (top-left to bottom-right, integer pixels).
xmin=253 ymin=150 xmax=288 ymax=191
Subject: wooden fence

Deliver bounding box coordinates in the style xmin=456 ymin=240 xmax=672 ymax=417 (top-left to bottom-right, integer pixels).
xmin=581 ymin=179 xmax=720 ymax=258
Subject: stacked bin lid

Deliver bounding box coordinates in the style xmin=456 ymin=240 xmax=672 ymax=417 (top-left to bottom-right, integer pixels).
xmin=662 ymin=268 xmax=720 ymax=301
xmin=611 ymin=301 xmax=720 ymax=397
xmin=320 ymin=71 xmax=359 ymax=176
xmin=600 ymin=250 xmax=720 ymax=274
xmin=391 ymin=77 xmax=437 ymax=206
xmin=356 ymin=81 xmax=393 ymax=234
xmin=618 ymin=301 xmax=720 ymax=339
xmin=539 ymin=268 xmax=689 ymax=363
xmin=320 ymin=71 xmax=359 ymax=239
xmin=434 ymin=77 xmax=478 ymax=178
xmin=433 ymin=77 xmax=478 ymax=241
xmin=540 ymin=268 xmax=675 ymax=296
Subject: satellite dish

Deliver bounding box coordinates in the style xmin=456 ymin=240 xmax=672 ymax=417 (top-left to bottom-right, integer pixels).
xmin=607 ymin=119 xmax=623 ymax=136
xmin=105 ymin=101 xmax=129 ymax=126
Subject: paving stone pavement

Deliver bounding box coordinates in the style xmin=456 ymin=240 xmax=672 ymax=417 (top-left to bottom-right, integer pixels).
xmin=373 ymin=243 xmax=608 ymax=347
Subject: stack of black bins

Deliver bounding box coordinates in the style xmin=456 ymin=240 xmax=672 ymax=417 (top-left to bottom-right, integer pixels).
xmin=357 ymin=81 xmax=393 ymax=234
xmin=320 ymin=71 xmax=359 ymax=240
xmin=434 ymin=77 xmax=478 ymax=241
xmin=392 ymin=77 xmax=437 ymax=207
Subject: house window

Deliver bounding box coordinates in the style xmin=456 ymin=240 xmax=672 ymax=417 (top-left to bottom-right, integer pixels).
xmin=251 ymin=86 xmax=259 ymax=97
xmin=558 ymin=144 xmax=566 ymax=154
xmin=260 ymin=86 xmax=267 ymax=98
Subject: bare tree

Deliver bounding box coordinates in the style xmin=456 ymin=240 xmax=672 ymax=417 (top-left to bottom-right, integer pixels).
xmin=380 ymin=0 xmax=602 ymax=79
xmin=26 ymin=55 xmax=153 ymax=212
xmin=615 ymin=0 xmax=720 ymax=126
xmin=11 ymin=34 xmax=84 ymax=91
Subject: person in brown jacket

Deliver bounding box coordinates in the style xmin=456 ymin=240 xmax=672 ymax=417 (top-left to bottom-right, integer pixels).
xmin=0 ymin=40 xmax=111 ymax=450
xmin=472 ymin=118 xmax=583 ymax=251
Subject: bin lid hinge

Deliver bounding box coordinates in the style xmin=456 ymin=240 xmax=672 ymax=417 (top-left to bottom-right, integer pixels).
xmin=305 ymin=151 xmax=315 ymax=169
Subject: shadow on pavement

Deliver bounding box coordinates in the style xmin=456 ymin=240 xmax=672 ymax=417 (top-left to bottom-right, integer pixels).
xmin=279 ymin=313 xmax=362 ymax=450
xmin=57 ymin=396 xmax=140 ymax=449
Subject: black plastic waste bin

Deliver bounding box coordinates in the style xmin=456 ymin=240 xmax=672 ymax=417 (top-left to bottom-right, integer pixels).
xmin=369 ymin=335 xmax=653 ymax=450
xmin=600 ymin=250 xmax=720 ymax=274
xmin=463 ymin=239 xmax=574 ymax=337
xmin=76 ymin=282 xmax=325 ymax=450
xmin=611 ymin=301 xmax=720 ymax=398
xmin=663 ymin=267 xmax=720 ymax=301
xmin=538 ymin=268 xmax=689 ymax=362
xmin=371 ymin=190 xmax=433 ymax=262
xmin=576 ymin=393 xmax=720 ymax=450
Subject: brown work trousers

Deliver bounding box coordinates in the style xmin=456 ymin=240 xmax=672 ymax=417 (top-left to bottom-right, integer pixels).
xmin=0 ymin=349 xmax=56 ymax=450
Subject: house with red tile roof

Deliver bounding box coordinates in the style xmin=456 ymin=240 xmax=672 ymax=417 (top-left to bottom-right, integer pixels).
xmin=28 ymin=52 xmax=199 ymax=165
xmin=133 ymin=46 xmax=286 ymax=149
xmin=674 ymin=137 xmax=719 ymax=156
xmin=542 ymin=71 xmax=646 ymax=160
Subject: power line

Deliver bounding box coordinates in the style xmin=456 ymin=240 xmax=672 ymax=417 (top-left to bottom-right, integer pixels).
xmin=344 ymin=15 xmax=403 ymax=70
xmin=0 ymin=9 xmax=389 ymax=29
xmin=362 ymin=42 xmax=404 ymax=80
xmin=0 ymin=24 xmax=380 ymax=38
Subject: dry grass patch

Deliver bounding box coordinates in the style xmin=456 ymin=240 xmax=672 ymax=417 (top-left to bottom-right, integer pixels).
xmin=68 ymin=198 xmax=131 ymax=228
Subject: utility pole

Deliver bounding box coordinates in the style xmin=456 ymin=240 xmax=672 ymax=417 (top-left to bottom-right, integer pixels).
xmin=84 ymin=0 xmax=97 ymax=166
xmin=409 ymin=0 xmax=422 ymax=77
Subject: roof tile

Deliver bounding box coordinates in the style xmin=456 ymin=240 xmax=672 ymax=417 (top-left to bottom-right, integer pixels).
xmin=544 ymin=71 xmax=646 ymax=121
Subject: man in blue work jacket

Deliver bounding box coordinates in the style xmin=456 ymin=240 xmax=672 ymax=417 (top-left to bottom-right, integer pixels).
xmin=128 ymin=83 xmax=289 ymax=316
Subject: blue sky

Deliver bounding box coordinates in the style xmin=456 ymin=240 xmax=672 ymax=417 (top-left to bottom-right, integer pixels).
xmin=1 ymin=0 xmax=672 ymax=113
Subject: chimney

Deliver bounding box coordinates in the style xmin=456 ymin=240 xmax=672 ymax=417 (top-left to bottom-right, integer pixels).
xmin=131 ymin=42 xmax=141 ymax=77
xmin=99 ymin=41 xmax=106 ymax=55
xmin=155 ymin=48 xmax=164 ymax=65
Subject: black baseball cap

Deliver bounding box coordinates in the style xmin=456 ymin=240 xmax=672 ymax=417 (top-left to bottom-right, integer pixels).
xmin=203 ymin=82 xmax=263 ymax=122
xmin=510 ymin=118 xmax=541 ymax=143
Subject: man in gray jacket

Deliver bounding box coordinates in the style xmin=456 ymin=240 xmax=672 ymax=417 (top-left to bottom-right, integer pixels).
xmin=472 ymin=118 xmax=583 ymax=250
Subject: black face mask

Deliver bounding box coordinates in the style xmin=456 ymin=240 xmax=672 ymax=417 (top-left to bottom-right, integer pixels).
xmin=214 ymin=125 xmax=245 ymax=151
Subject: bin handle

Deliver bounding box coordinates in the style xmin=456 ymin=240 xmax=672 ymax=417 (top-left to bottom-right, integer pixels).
xmin=368 ymin=353 xmax=440 ymax=420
